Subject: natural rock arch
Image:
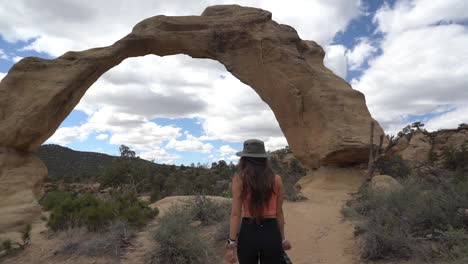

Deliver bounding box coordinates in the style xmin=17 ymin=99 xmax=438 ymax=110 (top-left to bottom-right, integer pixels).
xmin=0 ymin=5 xmax=384 ymax=234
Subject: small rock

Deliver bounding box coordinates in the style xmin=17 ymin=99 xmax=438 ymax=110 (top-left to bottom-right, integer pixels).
xmin=190 ymin=221 xmax=202 ymax=227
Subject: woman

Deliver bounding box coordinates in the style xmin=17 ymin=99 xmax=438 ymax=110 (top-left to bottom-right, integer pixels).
xmin=225 ymin=139 xmax=292 ymax=264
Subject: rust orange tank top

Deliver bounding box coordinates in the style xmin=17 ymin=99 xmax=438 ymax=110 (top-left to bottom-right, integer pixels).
xmin=243 ymin=175 xmax=280 ymax=217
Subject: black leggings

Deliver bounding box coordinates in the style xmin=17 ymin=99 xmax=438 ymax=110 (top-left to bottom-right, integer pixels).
xmin=237 ymin=217 xmax=282 ymax=264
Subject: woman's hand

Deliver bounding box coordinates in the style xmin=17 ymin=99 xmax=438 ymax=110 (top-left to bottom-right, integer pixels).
xmin=225 ymin=248 xmax=238 ymax=263
xmin=282 ymin=239 xmax=292 ymax=251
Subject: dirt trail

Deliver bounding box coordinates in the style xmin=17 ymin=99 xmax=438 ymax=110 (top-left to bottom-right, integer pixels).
xmin=283 ymin=166 xmax=364 ymax=264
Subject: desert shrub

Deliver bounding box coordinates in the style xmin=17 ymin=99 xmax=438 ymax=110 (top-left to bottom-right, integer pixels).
xmin=18 ymin=224 xmax=32 ymax=249
xmin=344 ymin=175 xmax=468 ymax=261
xmin=40 ymin=190 xmax=72 ymax=210
xmin=56 ymin=220 xmax=134 ymax=257
xmin=152 ymin=206 xmax=212 ymax=264
xmin=2 ymin=240 xmax=12 ymax=251
xmin=436 ymin=226 xmax=468 ymax=261
xmin=45 ymin=190 xmax=156 ymax=231
xmin=376 ymin=155 xmax=412 ymax=179
xmin=443 ymin=144 xmax=468 ymax=183
xmin=186 ymin=195 xmax=231 ymax=225
xmin=215 ymin=218 xmax=231 ymax=242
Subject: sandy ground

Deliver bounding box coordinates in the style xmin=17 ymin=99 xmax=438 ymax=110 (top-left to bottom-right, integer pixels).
xmin=284 ymin=166 xmax=364 ymax=264
xmin=2 ymin=169 xmax=366 ymax=264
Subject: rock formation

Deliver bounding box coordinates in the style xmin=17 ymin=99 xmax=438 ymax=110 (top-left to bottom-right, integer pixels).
xmin=0 ymin=148 xmax=46 ymax=236
xmin=392 ymin=127 xmax=468 ymax=167
xmin=0 ymin=5 xmax=383 ymax=234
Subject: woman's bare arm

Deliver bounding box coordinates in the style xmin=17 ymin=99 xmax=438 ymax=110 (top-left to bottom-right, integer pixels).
xmin=276 ymin=176 xmax=285 ymax=240
xmin=229 ymin=175 xmax=243 ymax=240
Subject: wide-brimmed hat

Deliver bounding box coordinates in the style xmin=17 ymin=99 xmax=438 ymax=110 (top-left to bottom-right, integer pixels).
xmin=236 ymin=139 xmax=270 ymax=158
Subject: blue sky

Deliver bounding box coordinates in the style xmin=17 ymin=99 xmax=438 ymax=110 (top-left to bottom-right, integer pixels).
xmin=1 ymin=0 xmax=467 ymax=165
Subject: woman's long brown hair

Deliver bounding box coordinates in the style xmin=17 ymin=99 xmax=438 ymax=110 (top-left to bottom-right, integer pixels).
xmin=238 ymin=156 xmax=276 ymax=223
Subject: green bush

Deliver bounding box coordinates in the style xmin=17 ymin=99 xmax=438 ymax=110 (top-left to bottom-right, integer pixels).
xmin=44 ymin=190 xmax=156 ymax=231
xmin=152 ymin=206 xmax=212 ymax=264
xmin=40 ymin=190 xmax=72 ymax=210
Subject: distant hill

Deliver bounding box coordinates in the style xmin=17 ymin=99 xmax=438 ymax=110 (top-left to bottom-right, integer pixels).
xmin=35 ymin=144 xmax=161 ymax=180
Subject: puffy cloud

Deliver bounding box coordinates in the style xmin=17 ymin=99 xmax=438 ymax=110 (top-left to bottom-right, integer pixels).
xmin=47 ymin=125 xmax=92 ymax=145
xmin=0 ymin=1 xmax=362 ymax=56
xmin=324 ymin=45 xmax=348 ymax=79
xmin=166 ymin=134 xmax=214 ymax=153
xmin=0 ymin=49 xmax=8 ymax=60
xmin=346 ymin=38 xmax=377 ymax=71
xmin=138 ymin=147 xmax=180 ymax=162
xmin=47 ymin=108 xmax=182 ymax=152
xmin=12 ymin=56 xmax=23 ymax=63
xmin=0 ymin=72 xmax=6 ymax=81
xmin=425 ymin=106 xmax=468 ymax=131
xmin=96 ymin=133 xmax=109 ymax=140
xmin=374 ymin=0 xmax=468 ymax=35
xmin=218 ymin=145 xmax=237 ymax=156
xmin=352 ymin=0 xmax=468 ymax=134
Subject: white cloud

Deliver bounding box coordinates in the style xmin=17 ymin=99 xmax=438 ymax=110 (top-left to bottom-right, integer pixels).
xmin=425 ymin=106 xmax=468 ymax=131
xmin=47 ymin=125 xmax=91 ymax=145
xmin=352 ymin=0 xmax=468 ymax=134
xmin=166 ymin=134 xmax=214 ymax=153
xmin=218 ymin=145 xmax=237 ymax=156
xmin=96 ymin=133 xmax=109 ymax=140
xmin=12 ymin=56 xmax=23 ymax=63
xmin=346 ymin=38 xmax=377 ymax=71
xmin=374 ymin=0 xmax=468 ymax=35
xmin=0 ymin=1 xmax=362 ymax=56
xmin=0 ymin=49 xmax=8 ymax=60
xmin=0 ymin=72 xmax=6 ymax=81
xmin=138 ymin=147 xmax=180 ymax=162
xmin=324 ymin=45 xmax=348 ymax=79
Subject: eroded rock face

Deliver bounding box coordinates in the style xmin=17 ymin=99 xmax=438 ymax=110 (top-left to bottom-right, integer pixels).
xmin=0 ymin=148 xmax=46 ymax=234
xmin=0 ymin=5 xmax=383 ymax=168
xmin=398 ymin=131 xmax=432 ymax=165
xmin=0 ymin=5 xmax=383 ymax=233
xmin=392 ymin=128 xmax=468 ymax=168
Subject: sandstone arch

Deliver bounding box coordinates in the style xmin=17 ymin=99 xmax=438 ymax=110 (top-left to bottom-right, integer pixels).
xmin=0 ymin=5 xmax=384 ymax=234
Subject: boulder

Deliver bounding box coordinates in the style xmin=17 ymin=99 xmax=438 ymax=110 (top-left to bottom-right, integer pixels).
xmin=369 ymin=175 xmax=402 ymax=193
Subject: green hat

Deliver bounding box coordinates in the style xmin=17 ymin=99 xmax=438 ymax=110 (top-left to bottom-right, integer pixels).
xmin=236 ymin=139 xmax=270 ymax=158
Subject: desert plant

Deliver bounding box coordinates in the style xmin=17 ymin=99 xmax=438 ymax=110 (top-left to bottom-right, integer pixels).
xmin=56 ymin=220 xmax=134 ymax=257
xmin=376 ymin=155 xmax=412 ymax=180
xmin=186 ymin=195 xmax=231 ymax=225
xmin=2 ymin=240 xmax=12 ymax=252
xmin=152 ymin=205 xmax=212 ymax=264
xmin=343 ymin=174 xmax=468 ymax=261
xmin=17 ymin=224 xmax=32 ymax=249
